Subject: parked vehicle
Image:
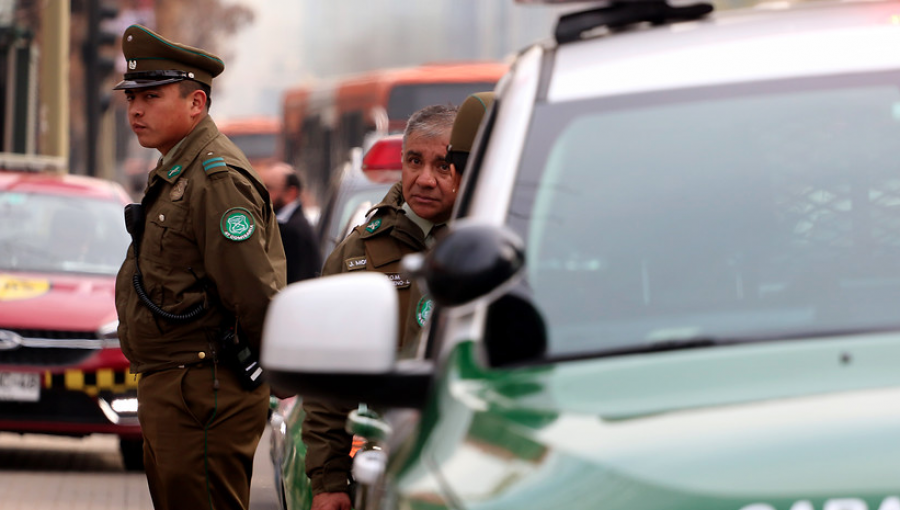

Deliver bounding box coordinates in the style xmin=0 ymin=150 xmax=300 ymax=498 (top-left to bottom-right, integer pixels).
xmin=265 ymin=1 xmax=900 ymax=508
xmin=0 ymin=169 xmax=142 ymax=470
xmin=315 ymin=135 xmax=402 ymax=261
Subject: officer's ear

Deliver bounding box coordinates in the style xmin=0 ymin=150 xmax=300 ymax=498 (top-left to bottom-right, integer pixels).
xmin=190 ymin=89 xmax=208 ymax=115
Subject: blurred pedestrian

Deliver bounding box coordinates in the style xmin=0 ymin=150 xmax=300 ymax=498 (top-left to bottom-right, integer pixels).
xmin=302 ymin=103 xmax=461 ymax=510
xmin=260 ymin=161 xmax=322 ymax=283
xmin=112 ymin=24 xmax=286 ymax=510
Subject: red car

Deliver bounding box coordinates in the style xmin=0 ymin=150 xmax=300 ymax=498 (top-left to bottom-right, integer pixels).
xmin=0 ymin=169 xmax=143 ymax=469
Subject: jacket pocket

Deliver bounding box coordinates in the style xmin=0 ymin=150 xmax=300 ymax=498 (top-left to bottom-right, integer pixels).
xmin=143 ymin=202 xmax=191 ymax=264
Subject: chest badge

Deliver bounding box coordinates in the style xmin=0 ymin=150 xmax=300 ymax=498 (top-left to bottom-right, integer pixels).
xmin=170 ymin=179 xmax=188 ymax=200
xmin=366 ymin=218 xmax=382 ymax=233
xmin=416 ymin=295 xmax=433 ymax=327
xmin=220 ymin=207 xmax=256 ymax=242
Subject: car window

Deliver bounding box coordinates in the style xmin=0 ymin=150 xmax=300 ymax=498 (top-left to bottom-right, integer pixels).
xmin=320 ymin=182 xmax=394 ymax=258
xmin=0 ymin=191 xmax=130 ymax=275
xmin=510 ymin=71 xmax=900 ymax=358
xmin=387 ymin=82 xmax=498 ymax=120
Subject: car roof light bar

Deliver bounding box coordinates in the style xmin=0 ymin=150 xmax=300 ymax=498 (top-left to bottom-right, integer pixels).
xmin=554 ymin=1 xmax=714 ymax=44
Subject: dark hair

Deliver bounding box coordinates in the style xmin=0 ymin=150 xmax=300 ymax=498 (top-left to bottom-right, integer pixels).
xmin=179 ymin=80 xmax=212 ymax=111
xmin=285 ymin=171 xmax=302 ymax=192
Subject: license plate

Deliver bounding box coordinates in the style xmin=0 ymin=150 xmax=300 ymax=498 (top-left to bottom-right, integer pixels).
xmin=0 ymin=372 xmax=40 ymax=402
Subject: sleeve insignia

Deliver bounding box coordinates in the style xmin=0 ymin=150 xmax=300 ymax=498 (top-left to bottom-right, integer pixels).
xmin=416 ymin=295 xmax=434 ymax=327
xmin=220 ymin=207 xmax=255 ymax=241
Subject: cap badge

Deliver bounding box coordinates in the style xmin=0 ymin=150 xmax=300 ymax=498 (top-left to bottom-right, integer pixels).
xmin=128 ymin=60 xmax=137 ymax=70
xmin=416 ymin=295 xmax=434 ymax=327
xmin=365 ymin=218 xmax=382 ymax=233
xmin=220 ymin=207 xmax=255 ymax=242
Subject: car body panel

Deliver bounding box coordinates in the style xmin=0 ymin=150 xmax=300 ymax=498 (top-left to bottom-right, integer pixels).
xmin=396 ymin=340 xmax=900 ymax=509
xmin=0 ymin=171 xmax=140 ymax=445
xmin=0 ymin=272 xmax=117 ymax=331
xmin=550 ymin=2 xmax=900 ymax=103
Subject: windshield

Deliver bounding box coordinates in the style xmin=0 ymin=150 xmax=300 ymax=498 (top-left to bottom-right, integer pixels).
xmin=511 ymin=71 xmax=900 ymax=359
xmin=0 ymin=192 xmax=130 ymax=276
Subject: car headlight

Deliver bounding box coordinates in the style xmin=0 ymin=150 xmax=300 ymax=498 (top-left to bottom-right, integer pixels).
xmin=97 ymin=320 xmax=120 ymax=348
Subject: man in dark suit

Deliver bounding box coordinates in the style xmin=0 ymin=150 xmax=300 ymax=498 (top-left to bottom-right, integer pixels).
xmin=261 ymin=162 xmax=322 ymax=283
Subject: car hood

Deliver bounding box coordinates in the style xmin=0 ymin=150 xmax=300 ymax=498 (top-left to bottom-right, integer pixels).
xmin=0 ymin=271 xmax=117 ymax=331
xmin=412 ymin=336 xmax=900 ymax=509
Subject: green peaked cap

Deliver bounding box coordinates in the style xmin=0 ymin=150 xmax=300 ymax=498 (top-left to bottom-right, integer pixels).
xmin=113 ymin=24 xmax=224 ymax=90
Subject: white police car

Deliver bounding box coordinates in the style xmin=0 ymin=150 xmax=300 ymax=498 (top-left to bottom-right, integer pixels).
xmin=264 ymin=1 xmax=900 ymax=508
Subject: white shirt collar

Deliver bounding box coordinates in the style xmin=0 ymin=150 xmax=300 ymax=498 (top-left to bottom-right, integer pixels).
xmin=276 ymin=200 xmax=301 ymax=224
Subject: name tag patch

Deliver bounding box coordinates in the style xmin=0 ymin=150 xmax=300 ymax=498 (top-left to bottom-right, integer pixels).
xmin=385 ymin=272 xmax=411 ymax=289
xmin=345 ymin=257 xmax=367 ymax=271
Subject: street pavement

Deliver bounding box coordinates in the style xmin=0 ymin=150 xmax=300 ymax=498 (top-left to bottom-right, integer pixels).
xmin=0 ymin=428 xmax=278 ymax=510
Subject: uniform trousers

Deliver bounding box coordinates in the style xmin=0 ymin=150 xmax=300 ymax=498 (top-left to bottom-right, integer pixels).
xmin=137 ymin=362 xmax=269 ymax=510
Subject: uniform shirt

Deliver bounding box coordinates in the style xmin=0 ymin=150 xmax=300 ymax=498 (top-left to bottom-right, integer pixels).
xmin=115 ymin=115 xmax=287 ymax=373
xmin=303 ymin=181 xmax=433 ymax=495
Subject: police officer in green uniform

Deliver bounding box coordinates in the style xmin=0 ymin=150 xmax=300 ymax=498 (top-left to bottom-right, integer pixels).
xmin=302 ymin=95 xmax=494 ymax=510
xmin=112 ymin=24 xmax=286 ymax=510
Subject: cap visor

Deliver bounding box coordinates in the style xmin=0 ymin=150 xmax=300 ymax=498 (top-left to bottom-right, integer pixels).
xmin=113 ymin=77 xmax=185 ymax=90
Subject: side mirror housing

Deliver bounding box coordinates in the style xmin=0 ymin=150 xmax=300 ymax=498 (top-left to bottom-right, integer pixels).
xmin=414 ymin=221 xmax=526 ymax=307
xmin=262 ymin=272 xmax=432 ymax=408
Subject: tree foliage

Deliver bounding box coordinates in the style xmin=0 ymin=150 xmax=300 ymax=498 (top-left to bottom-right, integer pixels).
xmin=153 ymin=0 xmax=255 ymax=67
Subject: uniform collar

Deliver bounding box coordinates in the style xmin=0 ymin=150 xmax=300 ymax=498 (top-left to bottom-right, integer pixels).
xmin=359 ymin=182 xmax=427 ymax=247
xmin=153 ymin=115 xmax=219 ymax=184
xmin=401 ymin=202 xmax=434 ymax=239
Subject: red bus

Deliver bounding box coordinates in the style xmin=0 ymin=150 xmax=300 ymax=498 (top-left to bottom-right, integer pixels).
xmin=281 ymin=61 xmax=508 ymax=202
xmin=216 ymin=115 xmax=282 ymax=167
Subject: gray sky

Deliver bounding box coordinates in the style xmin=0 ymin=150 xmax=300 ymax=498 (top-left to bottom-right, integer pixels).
xmin=213 ymin=0 xmax=567 ymax=120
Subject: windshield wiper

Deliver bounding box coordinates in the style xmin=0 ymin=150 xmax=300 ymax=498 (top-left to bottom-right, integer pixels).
xmin=559 ymin=325 xmax=900 ymax=363
xmin=590 ymin=337 xmax=721 ymax=359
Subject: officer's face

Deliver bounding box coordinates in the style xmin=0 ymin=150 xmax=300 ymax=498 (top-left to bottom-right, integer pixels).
xmin=401 ymin=128 xmax=458 ymax=224
xmin=124 ymin=83 xmax=201 ymax=156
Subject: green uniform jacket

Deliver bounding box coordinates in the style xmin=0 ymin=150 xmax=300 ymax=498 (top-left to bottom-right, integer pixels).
xmin=115 ymin=115 xmax=287 ymax=374
xmin=302 ymin=181 xmax=430 ymax=495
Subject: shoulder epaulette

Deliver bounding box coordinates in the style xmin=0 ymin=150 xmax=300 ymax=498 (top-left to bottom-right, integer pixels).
xmin=201 ymin=154 xmax=230 ymax=176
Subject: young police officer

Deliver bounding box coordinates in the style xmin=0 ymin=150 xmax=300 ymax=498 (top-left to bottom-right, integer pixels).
xmin=112 ymin=25 xmax=286 ymax=510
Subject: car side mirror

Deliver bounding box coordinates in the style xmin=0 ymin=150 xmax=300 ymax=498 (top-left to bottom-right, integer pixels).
xmin=262 ymin=272 xmax=432 ymax=408
xmin=409 ymin=221 xmax=526 ymax=307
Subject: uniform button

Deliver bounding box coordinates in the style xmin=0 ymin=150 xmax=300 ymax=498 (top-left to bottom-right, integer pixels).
xmin=158 ymin=214 xmax=165 ymax=222
xmin=198 ymin=351 xmax=206 ymax=360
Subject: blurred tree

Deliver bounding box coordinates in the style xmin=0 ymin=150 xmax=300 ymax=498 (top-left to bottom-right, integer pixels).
xmin=154 ymin=0 xmax=254 ymax=67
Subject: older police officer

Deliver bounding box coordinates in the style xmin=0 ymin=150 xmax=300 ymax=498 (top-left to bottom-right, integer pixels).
xmin=302 ymin=94 xmax=495 ymax=510
xmin=112 ymin=25 xmax=286 ymax=510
